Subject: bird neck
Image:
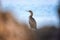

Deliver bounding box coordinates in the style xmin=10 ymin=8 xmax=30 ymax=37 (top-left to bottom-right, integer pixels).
xmin=30 ymin=12 xmax=33 ymax=17
xmin=29 ymin=16 xmax=32 ymax=18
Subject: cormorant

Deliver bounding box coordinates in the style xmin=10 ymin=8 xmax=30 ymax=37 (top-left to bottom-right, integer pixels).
xmin=27 ymin=10 xmax=37 ymax=30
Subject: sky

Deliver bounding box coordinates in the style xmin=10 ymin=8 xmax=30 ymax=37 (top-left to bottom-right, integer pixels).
xmin=1 ymin=0 xmax=59 ymax=28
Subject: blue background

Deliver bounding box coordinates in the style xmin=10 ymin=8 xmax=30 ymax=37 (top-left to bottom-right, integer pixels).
xmin=1 ymin=0 xmax=59 ymax=28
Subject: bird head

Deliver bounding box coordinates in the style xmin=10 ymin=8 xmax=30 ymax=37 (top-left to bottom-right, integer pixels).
xmin=26 ymin=10 xmax=33 ymax=16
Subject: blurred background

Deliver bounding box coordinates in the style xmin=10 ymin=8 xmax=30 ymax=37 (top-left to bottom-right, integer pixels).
xmin=1 ymin=0 xmax=59 ymax=28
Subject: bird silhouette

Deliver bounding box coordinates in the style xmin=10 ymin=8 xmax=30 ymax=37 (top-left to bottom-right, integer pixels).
xmin=27 ymin=10 xmax=37 ymax=30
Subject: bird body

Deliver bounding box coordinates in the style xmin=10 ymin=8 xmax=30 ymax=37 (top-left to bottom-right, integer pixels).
xmin=28 ymin=10 xmax=37 ymax=30
xmin=29 ymin=16 xmax=37 ymax=30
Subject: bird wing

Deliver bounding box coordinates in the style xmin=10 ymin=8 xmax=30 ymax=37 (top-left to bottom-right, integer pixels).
xmin=29 ymin=17 xmax=36 ymax=28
